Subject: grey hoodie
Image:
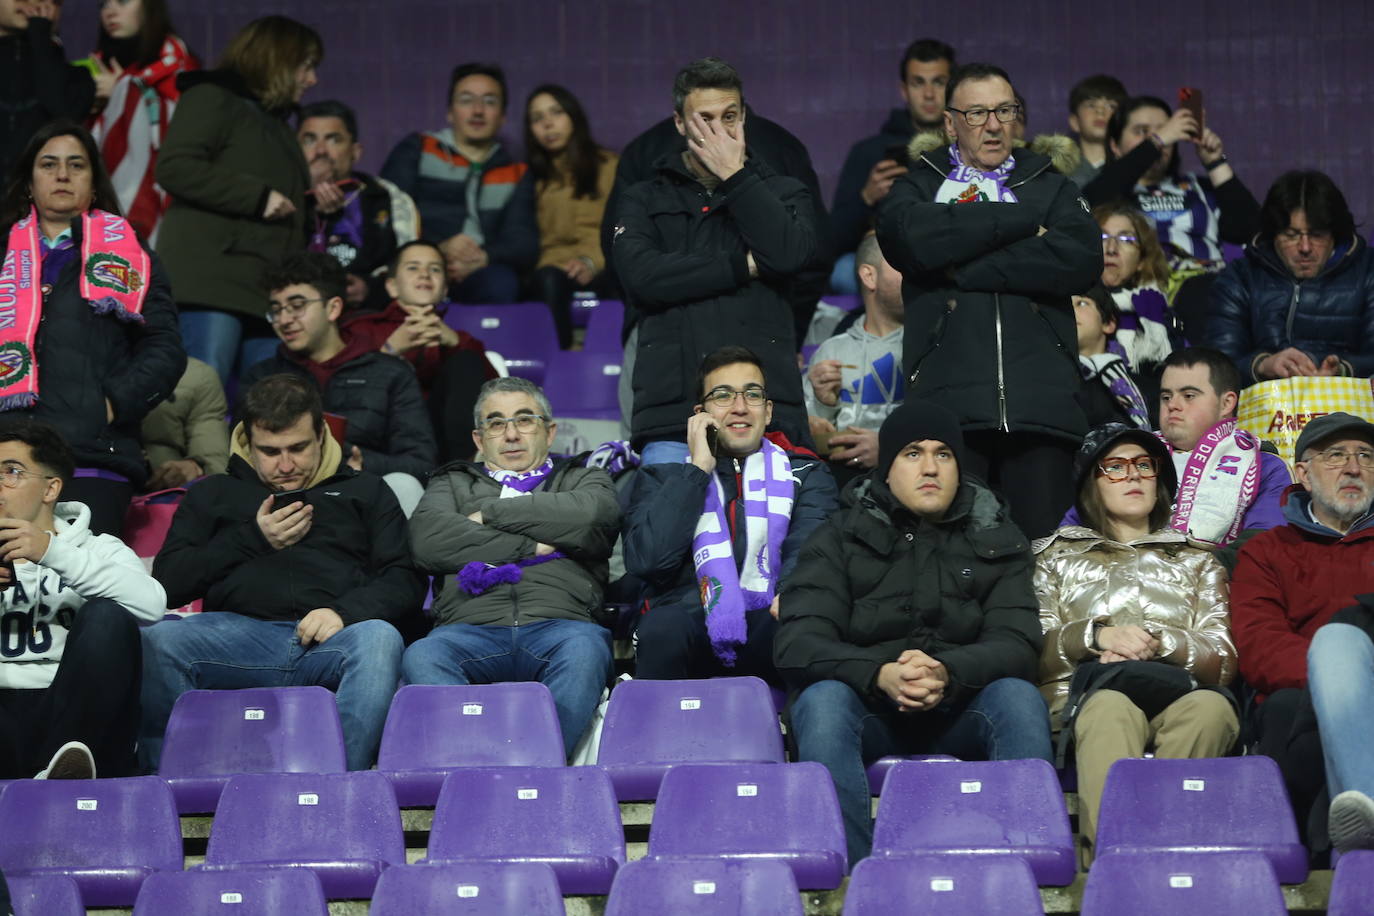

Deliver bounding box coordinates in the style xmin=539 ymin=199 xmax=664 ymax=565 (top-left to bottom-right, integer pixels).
xmin=803 ymin=319 xmax=905 ymax=431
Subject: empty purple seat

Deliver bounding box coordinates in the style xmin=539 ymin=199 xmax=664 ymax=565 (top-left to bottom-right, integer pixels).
xmin=1095 ymin=757 xmax=1308 ymax=884
xmin=1081 ymin=851 xmax=1286 ymax=916
xmin=1330 ymin=849 xmax=1374 ymax=916
xmin=158 ymin=686 xmax=347 ymax=813
xmin=0 ymin=776 xmax=181 ymax=906
xmin=582 ymin=299 xmax=625 ymax=353
xmin=544 ymin=351 xmax=622 ymax=421
xmin=443 ymin=303 xmax=558 ymax=384
xmin=606 ymin=857 xmax=802 ymax=916
xmin=6 ymin=875 xmax=84 ymax=916
xmin=370 ymin=863 xmax=564 ymax=916
xmin=597 ymin=676 xmax=785 ymax=801
xmin=648 ymin=762 xmax=847 ymax=890
xmin=843 ymin=854 xmax=1043 ymax=916
xmin=871 ymin=758 xmax=1074 ymax=886
xmin=866 ymin=755 xmax=959 ymax=795
xmin=132 ymin=867 xmax=328 ymax=916
xmin=202 ymin=771 xmax=404 ymax=899
xmin=377 ymin=683 xmax=565 ymax=806
xmin=426 ymin=766 xmax=625 ymax=895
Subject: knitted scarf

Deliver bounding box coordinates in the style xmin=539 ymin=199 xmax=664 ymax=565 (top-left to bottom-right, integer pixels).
xmin=936 ymin=143 xmax=1019 ymax=204
xmin=458 ymin=459 xmax=565 ymax=595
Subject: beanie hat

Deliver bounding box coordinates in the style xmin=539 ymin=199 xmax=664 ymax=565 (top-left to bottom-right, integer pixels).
xmin=878 ymin=399 xmax=965 ymax=477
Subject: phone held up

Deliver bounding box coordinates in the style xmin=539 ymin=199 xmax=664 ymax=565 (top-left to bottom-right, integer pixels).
xmin=1178 ymin=87 xmax=1204 ymax=137
xmin=272 ymin=490 xmax=308 ymax=513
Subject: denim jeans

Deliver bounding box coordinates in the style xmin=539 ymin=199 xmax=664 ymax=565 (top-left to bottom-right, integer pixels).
xmin=450 ymin=263 xmax=520 ymax=305
xmin=1308 ymin=622 xmax=1374 ymax=799
xmin=179 ymin=310 xmax=279 ymax=386
xmin=401 ymin=619 xmax=613 ymax=757
xmin=791 ymin=676 xmax=1054 ymax=865
xmin=639 ymin=440 xmax=691 ymax=466
xmin=139 ymin=613 xmax=404 ymax=771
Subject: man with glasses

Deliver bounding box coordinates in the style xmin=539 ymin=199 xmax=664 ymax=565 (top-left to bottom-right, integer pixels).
xmin=1208 ymin=169 xmax=1374 ymax=384
xmin=624 ymin=346 xmax=837 ymax=681
xmin=1065 ymin=75 xmax=1128 ymax=188
xmin=240 ymin=251 xmax=436 ymax=515
xmin=403 ymin=377 xmax=620 ymax=757
xmin=0 ymin=418 xmax=165 ymax=780
xmin=876 ymin=62 xmax=1102 ymax=539
xmin=1231 ymin=412 xmax=1374 ymax=854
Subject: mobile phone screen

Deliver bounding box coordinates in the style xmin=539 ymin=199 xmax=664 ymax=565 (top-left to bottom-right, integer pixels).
xmin=272 ymin=490 xmax=307 ymax=513
xmin=1178 ymin=88 xmax=1204 ymax=136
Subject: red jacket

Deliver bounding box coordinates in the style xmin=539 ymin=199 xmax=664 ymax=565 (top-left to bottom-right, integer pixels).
xmin=1230 ymin=487 xmax=1374 ymax=700
xmin=343 ymin=301 xmax=495 ymax=393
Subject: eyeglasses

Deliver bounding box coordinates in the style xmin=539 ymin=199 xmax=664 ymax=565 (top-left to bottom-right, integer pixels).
xmin=0 ymin=465 xmax=55 ymax=489
xmin=1304 ymin=446 xmax=1374 ymax=469
xmin=480 ymin=414 xmax=549 ymax=437
xmin=1101 ymin=232 xmax=1139 ymax=247
xmin=946 ymin=104 xmax=1022 ymax=127
xmin=702 ymin=386 xmax=767 ymax=407
xmin=1097 ymin=457 xmax=1160 ymax=481
xmin=265 ymin=298 xmax=326 ymax=324
xmin=1276 ymin=228 xmax=1334 ymax=245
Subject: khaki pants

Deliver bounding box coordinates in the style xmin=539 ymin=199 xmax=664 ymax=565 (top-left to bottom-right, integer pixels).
xmin=1074 ymin=688 xmax=1239 ymax=846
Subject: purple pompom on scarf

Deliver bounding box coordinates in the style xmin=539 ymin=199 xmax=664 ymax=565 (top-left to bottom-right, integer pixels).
xmin=458 ymin=552 xmax=564 ymax=595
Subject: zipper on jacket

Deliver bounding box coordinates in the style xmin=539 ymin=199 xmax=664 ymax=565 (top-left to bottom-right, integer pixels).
xmin=1285 ymin=283 xmax=1300 ymax=343
xmin=994 ymin=293 xmax=1008 ymax=432
xmin=908 ymin=298 xmax=957 ymax=386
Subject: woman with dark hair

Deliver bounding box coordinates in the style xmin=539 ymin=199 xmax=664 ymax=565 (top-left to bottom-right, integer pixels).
xmin=1208 ymin=169 xmax=1374 ymax=383
xmin=1035 ymin=423 xmax=1237 ymax=860
xmin=155 ymin=15 xmax=321 ymax=384
xmin=0 ymin=121 xmax=185 ymax=535
xmin=89 ymin=0 xmax=198 ymax=243
xmin=1094 ymin=202 xmax=1175 ymax=374
xmin=524 ymin=84 xmax=618 ymax=348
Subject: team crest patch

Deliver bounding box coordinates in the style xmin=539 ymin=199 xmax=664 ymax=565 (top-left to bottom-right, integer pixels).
xmin=955 ymin=183 xmax=988 ymax=204
xmin=85 ymin=253 xmax=144 ymax=294
xmin=699 ymin=575 xmax=723 ymax=613
xmin=0 ymin=341 xmax=32 ymax=385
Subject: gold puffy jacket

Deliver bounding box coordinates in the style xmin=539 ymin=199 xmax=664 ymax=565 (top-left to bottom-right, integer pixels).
xmin=1033 ymin=526 xmax=1237 ymax=715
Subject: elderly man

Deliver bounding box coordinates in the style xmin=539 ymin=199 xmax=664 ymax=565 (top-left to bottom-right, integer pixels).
xmin=776 ymin=398 xmax=1051 ymax=865
xmin=403 ymin=377 xmax=620 ymax=757
xmin=876 ymin=62 xmax=1102 ymax=538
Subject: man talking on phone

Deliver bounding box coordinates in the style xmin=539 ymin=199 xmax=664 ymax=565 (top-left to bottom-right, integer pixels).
xmin=623 ymin=346 xmax=837 ymax=682
xmin=140 ymin=373 xmax=426 ymax=772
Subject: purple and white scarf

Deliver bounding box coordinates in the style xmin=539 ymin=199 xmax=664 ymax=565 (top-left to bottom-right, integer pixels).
xmin=1080 ymin=345 xmax=1151 ymax=430
xmin=458 ymin=458 xmax=564 ymax=595
xmin=935 ymin=144 xmax=1019 ymax=204
xmin=1170 ymin=418 xmax=1260 ymax=546
xmin=692 ymin=440 xmax=797 ymax=666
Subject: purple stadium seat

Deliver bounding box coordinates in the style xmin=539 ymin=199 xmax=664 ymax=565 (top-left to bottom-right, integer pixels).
xmin=370 ymin=863 xmax=564 ymax=916
xmin=443 ymin=303 xmax=558 ymax=383
xmin=0 ymin=776 xmax=182 ymax=906
xmin=582 ymin=299 xmax=625 ymax=353
xmin=202 ymin=771 xmax=405 ymax=899
xmin=377 ymin=683 xmax=566 ymax=806
xmin=132 ymin=867 xmax=328 ymax=916
xmin=606 ymin=857 xmax=803 ymax=916
xmin=1081 ymin=851 xmax=1286 ymax=916
xmin=800 ymin=344 xmax=820 ymax=368
xmin=544 ymin=351 xmax=622 ymax=421
xmin=647 ymin=762 xmax=847 ymax=890
xmin=158 ymin=686 xmax=347 ymax=813
xmin=1329 ymin=849 xmax=1374 ymax=916
xmin=871 ymin=759 xmax=1075 ymax=886
xmin=1095 ymin=757 xmax=1308 ymax=884
xmin=6 ymin=875 xmax=84 ymax=916
xmin=821 ymin=294 xmax=862 ymax=312
xmin=843 ymin=854 xmax=1044 ymax=916
xmin=426 ymin=766 xmax=626 ymax=895
xmin=596 ymin=676 xmax=785 ymax=801
xmin=866 ymin=755 xmax=959 ymax=795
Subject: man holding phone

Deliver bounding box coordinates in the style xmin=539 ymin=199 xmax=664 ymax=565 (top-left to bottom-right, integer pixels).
xmin=140 ymin=373 xmax=426 ymax=772
xmin=623 ymin=346 xmax=837 ymax=682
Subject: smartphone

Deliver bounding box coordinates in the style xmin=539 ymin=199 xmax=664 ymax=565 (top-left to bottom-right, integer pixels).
xmin=272 ymin=490 xmax=307 ymax=513
xmin=1177 ymin=87 xmax=1204 ymax=137
xmin=704 ymin=425 xmax=728 ymax=459
xmin=884 ymin=143 xmax=911 ymax=167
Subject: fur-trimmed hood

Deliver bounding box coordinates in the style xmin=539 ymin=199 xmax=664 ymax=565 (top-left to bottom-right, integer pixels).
xmin=906 ymin=130 xmax=1081 ymax=177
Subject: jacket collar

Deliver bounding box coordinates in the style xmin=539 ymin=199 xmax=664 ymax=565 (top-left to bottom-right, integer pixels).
xmin=1032 ymin=525 xmax=1196 ymax=556
xmin=1243 ymin=233 xmax=1363 ymax=282
xmin=916 ymin=144 xmax=1054 ymax=189
xmin=1281 ymin=487 xmax=1374 ymax=540
xmin=847 ymin=475 xmax=1028 ymax=559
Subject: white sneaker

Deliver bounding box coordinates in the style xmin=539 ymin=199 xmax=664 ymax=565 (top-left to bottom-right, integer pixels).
xmin=34 ymin=741 xmax=96 ymax=780
xmin=1330 ymin=790 xmax=1374 ymax=854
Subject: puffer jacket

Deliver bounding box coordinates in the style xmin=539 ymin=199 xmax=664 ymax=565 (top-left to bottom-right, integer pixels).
xmin=1206 ymin=234 xmax=1374 ymax=384
xmin=1034 ymin=526 xmax=1236 ymax=714
xmin=875 ymin=133 xmax=1101 ymax=441
xmin=775 ymin=475 xmax=1042 ymax=709
xmin=409 ymin=459 xmax=620 ymax=628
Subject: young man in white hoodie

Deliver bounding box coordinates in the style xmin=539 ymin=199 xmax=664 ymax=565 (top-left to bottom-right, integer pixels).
xmin=0 ymin=419 xmax=166 ymax=779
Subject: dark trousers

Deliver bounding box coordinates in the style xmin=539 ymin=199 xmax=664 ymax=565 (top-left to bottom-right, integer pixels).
xmin=449 ymin=263 xmax=520 ymax=305
xmin=634 ymin=600 xmax=779 ymax=683
xmin=63 ymin=477 xmax=134 ymax=538
xmin=1254 ymin=687 xmax=1328 ymax=850
xmin=527 ymin=265 xmax=613 ymax=349
xmin=961 ymin=431 xmax=1077 ymax=539
xmin=429 ymin=349 xmax=490 ymax=464
xmin=0 ymin=598 xmax=141 ymax=778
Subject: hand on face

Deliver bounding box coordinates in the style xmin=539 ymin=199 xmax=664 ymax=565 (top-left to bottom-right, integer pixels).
xmin=686 ymin=109 xmax=746 ymax=181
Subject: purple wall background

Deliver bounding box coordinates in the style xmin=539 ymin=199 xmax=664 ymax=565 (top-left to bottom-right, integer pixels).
xmin=67 ymin=1 xmax=1374 ymax=228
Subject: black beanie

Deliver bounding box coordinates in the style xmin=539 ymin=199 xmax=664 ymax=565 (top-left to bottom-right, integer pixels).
xmin=878 ymin=399 xmax=965 ymax=477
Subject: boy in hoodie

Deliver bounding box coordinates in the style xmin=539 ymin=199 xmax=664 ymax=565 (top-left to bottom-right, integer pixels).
xmin=0 ymin=418 xmax=165 ymax=780
xmin=141 ymin=373 xmax=426 ymax=772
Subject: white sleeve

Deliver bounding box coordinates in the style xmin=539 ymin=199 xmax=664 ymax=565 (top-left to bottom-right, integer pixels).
xmin=40 ymin=533 xmax=168 ymax=621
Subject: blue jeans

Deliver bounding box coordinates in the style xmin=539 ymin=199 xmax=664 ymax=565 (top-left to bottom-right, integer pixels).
xmin=450 ymin=263 xmax=520 ymax=304
xmin=1308 ymin=622 xmax=1374 ymax=799
xmin=402 ymin=619 xmax=612 ymax=757
xmin=639 ymin=440 xmax=690 ymax=466
xmin=791 ymin=677 xmax=1054 ymax=865
xmin=139 ymin=613 xmax=403 ymax=771
xmin=179 ymin=310 xmax=280 ymax=386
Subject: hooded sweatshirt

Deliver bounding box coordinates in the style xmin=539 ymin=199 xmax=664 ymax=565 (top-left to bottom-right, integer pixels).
xmin=803 ymin=318 xmax=905 ymax=431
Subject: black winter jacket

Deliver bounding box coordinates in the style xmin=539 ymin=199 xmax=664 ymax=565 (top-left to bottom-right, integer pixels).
xmin=829 ymin=108 xmax=916 ymax=257
xmin=4 ymin=222 xmax=185 ymax=485
xmin=305 ymin=171 xmax=402 ymax=281
xmin=774 ymin=476 xmax=1042 ymax=710
xmin=613 ymin=154 xmax=817 ymax=448
xmin=153 ymin=454 xmax=427 ymax=625
xmin=0 ymin=19 xmax=94 ymax=179
xmin=1206 ymin=235 xmax=1374 ymax=384
xmin=875 ymin=146 xmax=1101 ymax=441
